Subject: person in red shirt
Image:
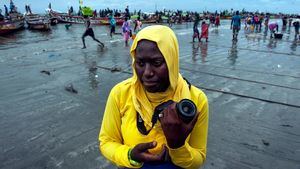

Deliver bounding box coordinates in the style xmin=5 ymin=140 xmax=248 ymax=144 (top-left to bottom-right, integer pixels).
xmin=215 ymin=14 xmax=220 ymax=28
xmin=200 ymin=21 xmax=209 ymax=42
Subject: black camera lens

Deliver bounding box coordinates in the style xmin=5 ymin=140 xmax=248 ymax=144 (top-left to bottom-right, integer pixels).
xmin=176 ymin=99 xmax=196 ymax=123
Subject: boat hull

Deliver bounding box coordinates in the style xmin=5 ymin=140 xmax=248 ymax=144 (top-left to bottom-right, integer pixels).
xmin=28 ymin=22 xmax=51 ymax=30
xmin=48 ymin=10 xmax=124 ymax=25
xmin=0 ymin=19 xmax=25 ymax=35
xmin=25 ymin=14 xmax=51 ymax=31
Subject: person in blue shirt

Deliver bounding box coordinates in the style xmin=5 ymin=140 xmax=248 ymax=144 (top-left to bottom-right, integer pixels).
xmin=231 ymin=11 xmax=241 ymax=41
xmin=109 ymin=13 xmax=116 ymax=38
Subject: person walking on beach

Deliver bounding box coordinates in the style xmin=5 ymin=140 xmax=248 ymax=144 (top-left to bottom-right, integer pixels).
xmin=258 ymin=14 xmax=264 ymax=31
xmin=253 ymin=14 xmax=260 ymax=31
xmin=134 ymin=16 xmax=142 ymax=33
xmin=231 ymin=11 xmax=241 ymax=41
xmin=109 ymin=13 xmax=116 ymax=38
xmin=288 ymin=17 xmax=293 ymax=28
xmin=82 ymin=16 xmax=104 ymax=49
xmin=282 ymin=15 xmax=287 ymax=28
xmin=192 ymin=13 xmax=200 ymax=42
xmin=168 ymin=15 xmax=174 ymax=27
xmin=122 ymin=17 xmax=131 ymax=46
xmin=215 ymin=14 xmax=220 ymax=28
xmin=293 ymin=17 xmax=300 ymax=40
xmin=244 ymin=15 xmax=251 ymax=30
xmin=200 ymin=21 xmax=209 ymax=42
xmin=264 ymin=14 xmax=270 ymax=28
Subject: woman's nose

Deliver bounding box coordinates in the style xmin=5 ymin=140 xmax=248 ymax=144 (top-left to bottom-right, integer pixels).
xmin=144 ymin=64 xmax=154 ymax=77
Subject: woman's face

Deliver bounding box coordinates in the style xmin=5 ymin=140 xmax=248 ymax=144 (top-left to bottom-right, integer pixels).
xmin=135 ymin=40 xmax=170 ymax=93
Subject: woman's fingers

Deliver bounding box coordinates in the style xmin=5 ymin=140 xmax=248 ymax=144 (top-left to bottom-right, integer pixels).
xmin=142 ymin=144 xmax=167 ymax=162
xmin=136 ymin=141 xmax=157 ymax=152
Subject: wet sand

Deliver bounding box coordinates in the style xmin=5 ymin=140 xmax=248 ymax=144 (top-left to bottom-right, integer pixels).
xmin=0 ymin=21 xmax=300 ymax=169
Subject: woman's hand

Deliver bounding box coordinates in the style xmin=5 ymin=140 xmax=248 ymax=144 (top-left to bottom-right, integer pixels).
xmin=160 ymin=102 xmax=199 ymax=149
xmin=130 ymin=141 xmax=167 ymax=163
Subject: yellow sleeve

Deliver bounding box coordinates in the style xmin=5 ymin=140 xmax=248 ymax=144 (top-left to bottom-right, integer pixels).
xmin=98 ymin=85 xmax=139 ymax=168
xmin=168 ymin=92 xmax=209 ymax=168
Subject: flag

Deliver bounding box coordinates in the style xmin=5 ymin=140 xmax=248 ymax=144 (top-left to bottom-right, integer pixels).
xmin=79 ymin=0 xmax=83 ymax=6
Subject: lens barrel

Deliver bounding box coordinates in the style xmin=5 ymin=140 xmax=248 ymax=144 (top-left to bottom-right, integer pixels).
xmin=176 ymin=99 xmax=196 ymax=123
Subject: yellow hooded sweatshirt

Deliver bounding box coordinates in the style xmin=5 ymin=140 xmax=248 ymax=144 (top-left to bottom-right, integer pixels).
xmin=99 ymin=25 xmax=209 ymax=169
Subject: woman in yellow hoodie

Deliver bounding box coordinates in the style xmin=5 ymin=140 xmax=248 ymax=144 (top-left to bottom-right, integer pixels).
xmin=99 ymin=25 xmax=209 ymax=169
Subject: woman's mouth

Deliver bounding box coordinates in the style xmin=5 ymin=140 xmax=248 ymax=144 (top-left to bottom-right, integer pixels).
xmin=143 ymin=81 xmax=158 ymax=87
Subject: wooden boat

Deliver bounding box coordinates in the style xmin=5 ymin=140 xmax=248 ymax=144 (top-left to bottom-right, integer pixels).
xmin=0 ymin=16 xmax=24 ymax=35
xmin=48 ymin=9 xmax=124 ymax=25
xmin=25 ymin=14 xmax=51 ymax=30
xmin=27 ymin=19 xmax=51 ymax=30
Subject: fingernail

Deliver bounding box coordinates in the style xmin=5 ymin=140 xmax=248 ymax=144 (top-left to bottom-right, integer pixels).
xmin=152 ymin=141 xmax=157 ymax=146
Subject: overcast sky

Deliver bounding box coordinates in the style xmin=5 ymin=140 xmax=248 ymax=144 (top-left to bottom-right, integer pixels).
xmin=1 ymin=0 xmax=299 ymax=14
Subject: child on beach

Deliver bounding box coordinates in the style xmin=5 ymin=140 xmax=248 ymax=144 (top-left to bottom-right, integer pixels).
xmin=132 ymin=17 xmax=142 ymax=40
xmin=264 ymin=15 xmax=270 ymax=28
xmin=122 ymin=17 xmax=131 ymax=46
xmin=200 ymin=21 xmax=209 ymax=42
xmin=134 ymin=16 xmax=142 ymax=33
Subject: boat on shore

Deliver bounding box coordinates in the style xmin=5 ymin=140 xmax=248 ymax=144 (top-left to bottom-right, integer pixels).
xmin=47 ymin=9 xmax=124 ymax=25
xmin=0 ymin=14 xmax=25 ymax=35
xmin=25 ymin=14 xmax=51 ymax=30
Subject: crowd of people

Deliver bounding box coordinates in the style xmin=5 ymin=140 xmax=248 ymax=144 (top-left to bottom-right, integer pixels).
xmin=80 ymin=7 xmax=300 ymax=49
xmin=242 ymin=13 xmax=300 ymax=39
xmin=191 ymin=10 xmax=300 ymax=42
xmin=1 ymin=1 xmax=299 ymax=46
